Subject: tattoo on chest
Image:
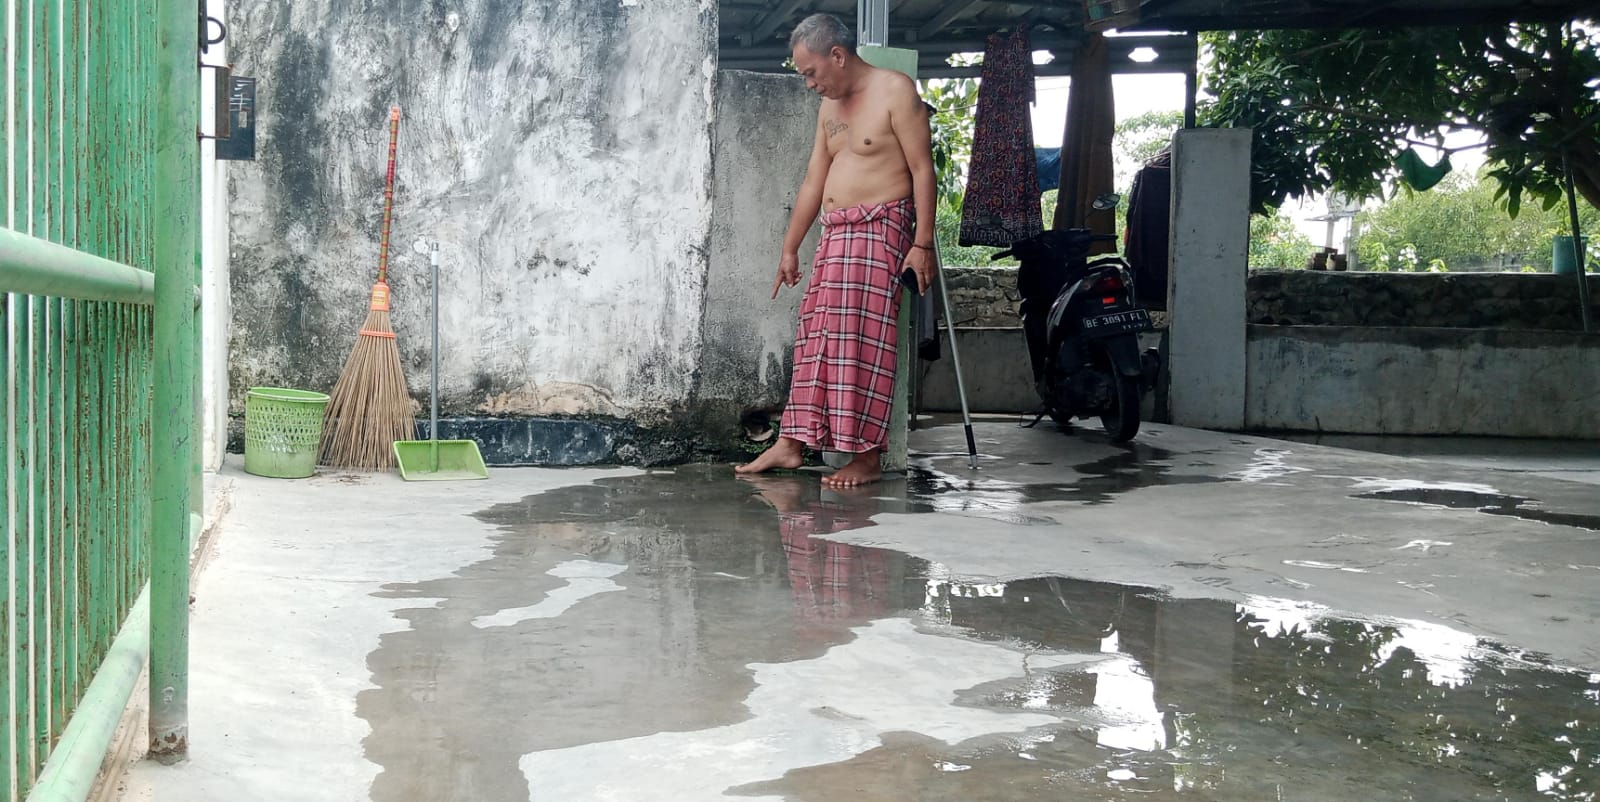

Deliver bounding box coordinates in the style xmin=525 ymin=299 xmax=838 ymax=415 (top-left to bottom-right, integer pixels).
xmin=824 ymin=118 xmax=849 ymax=138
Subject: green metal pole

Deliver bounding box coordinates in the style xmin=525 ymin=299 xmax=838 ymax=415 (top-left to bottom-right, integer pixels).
xmin=13 ymin=297 xmax=35 ymax=789
xmin=149 ymin=0 xmax=197 ymax=764
xmin=31 ymin=0 xmax=56 ymax=769
xmin=2 ymin=4 xmax=12 ymax=795
xmin=2 ymin=294 xmax=12 ymax=802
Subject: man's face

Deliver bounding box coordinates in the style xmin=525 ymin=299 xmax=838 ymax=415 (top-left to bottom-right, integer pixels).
xmin=792 ymin=45 xmax=842 ymax=99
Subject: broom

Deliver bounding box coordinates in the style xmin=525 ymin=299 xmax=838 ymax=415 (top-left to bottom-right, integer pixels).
xmin=320 ymin=105 xmax=415 ymax=470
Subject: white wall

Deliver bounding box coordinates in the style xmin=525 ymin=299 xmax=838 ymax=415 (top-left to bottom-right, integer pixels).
xmin=201 ymin=5 xmax=231 ymax=470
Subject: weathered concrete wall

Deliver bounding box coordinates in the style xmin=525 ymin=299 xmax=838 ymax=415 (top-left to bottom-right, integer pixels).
xmin=1247 ymin=326 xmax=1600 ymax=439
xmin=694 ymin=71 xmax=820 ymax=434
xmin=1250 ymin=270 xmax=1600 ymax=330
xmin=226 ymin=1 xmax=715 ymax=423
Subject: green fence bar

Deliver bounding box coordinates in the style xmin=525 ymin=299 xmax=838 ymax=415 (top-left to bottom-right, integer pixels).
xmin=148 ymin=0 xmax=199 ymax=765
xmin=3 ymin=295 xmax=12 ymax=802
xmin=1 ymin=0 xmax=193 ymax=796
xmin=26 ymin=590 xmax=147 ymax=802
xmin=0 ymin=232 xmax=156 ymax=306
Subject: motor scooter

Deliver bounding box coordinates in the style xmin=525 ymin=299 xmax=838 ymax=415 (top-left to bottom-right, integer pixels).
xmin=993 ymin=203 xmax=1160 ymax=442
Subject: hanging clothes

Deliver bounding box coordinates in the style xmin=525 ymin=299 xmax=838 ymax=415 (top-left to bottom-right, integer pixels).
xmin=1124 ymin=148 xmax=1172 ymax=311
xmin=1053 ymin=31 xmax=1116 ymax=254
xmin=960 ymin=29 xmax=1041 ymax=247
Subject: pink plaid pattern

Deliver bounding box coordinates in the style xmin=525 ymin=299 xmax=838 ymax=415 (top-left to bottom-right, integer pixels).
xmin=780 ymin=517 xmax=890 ymax=620
xmin=780 ymin=198 xmax=914 ymax=453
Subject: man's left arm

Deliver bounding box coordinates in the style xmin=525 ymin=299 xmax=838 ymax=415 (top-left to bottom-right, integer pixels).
xmin=889 ymin=75 xmax=938 ymax=295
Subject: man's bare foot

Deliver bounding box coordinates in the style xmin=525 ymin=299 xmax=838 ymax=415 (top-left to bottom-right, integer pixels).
xmin=822 ymin=450 xmax=882 ymax=488
xmin=735 ymin=436 xmax=805 ymax=474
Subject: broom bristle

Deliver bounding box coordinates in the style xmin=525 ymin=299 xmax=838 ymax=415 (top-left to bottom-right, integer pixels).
xmin=320 ymin=308 xmax=415 ymax=470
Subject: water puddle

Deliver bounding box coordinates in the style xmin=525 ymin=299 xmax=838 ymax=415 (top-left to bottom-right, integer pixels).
xmin=909 ymin=442 xmax=1228 ymax=512
xmin=1359 ymin=487 xmax=1600 ymax=532
xmin=357 ymin=467 xmax=1599 ymax=801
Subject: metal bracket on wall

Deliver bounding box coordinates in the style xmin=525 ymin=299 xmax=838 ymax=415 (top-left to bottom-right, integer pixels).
xmin=197 ymin=64 xmax=233 ymax=142
xmin=199 ymin=0 xmax=227 ymax=54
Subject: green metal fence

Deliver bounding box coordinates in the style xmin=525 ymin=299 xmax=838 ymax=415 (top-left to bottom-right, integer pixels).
xmin=1 ymin=1 xmax=197 ymax=800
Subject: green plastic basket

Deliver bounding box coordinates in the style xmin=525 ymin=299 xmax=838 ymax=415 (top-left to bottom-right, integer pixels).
xmin=244 ymin=387 xmax=331 ymax=479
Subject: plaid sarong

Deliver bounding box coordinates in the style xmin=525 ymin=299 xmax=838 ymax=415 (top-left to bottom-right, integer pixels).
xmin=779 ymin=198 xmax=914 ymax=453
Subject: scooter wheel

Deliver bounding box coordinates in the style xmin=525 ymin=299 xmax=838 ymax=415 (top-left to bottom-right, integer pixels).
xmin=1100 ymin=376 xmax=1141 ymax=442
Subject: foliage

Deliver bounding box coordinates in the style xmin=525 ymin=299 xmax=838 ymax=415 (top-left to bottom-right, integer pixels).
xmin=1113 ymin=109 xmax=1183 ymax=180
xmin=1199 ymin=22 xmax=1600 ymax=216
xmin=1247 ymin=208 xmax=1319 ymax=269
xmin=921 ymin=76 xmax=979 ymax=206
xmin=1354 ymin=170 xmax=1600 ymax=270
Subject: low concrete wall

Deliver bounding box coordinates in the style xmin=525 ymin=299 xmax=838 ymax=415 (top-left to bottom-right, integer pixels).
xmin=920 ymin=328 xmax=1165 ymax=419
xmin=1250 ymin=270 xmax=1600 ymax=330
xmin=1247 ymin=326 xmax=1600 ymax=439
xmin=919 ymin=329 xmax=1035 ymax=413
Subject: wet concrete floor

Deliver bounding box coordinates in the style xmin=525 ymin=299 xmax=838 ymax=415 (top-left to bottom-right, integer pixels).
xmin=120 ymin=421 xmax=1600 ymax=801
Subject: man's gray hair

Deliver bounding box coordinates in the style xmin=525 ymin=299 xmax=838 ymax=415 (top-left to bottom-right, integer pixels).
xmin=789 ymin=13 xmax=855 ymax=56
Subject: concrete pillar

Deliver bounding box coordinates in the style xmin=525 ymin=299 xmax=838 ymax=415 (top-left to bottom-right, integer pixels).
xmin=1166 ymin=128 xmax=1251 ymax=430
xmin=859 ymin=45 xmax=920 ymax=473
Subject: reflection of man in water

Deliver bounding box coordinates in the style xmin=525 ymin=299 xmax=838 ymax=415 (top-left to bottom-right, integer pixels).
xmin=746 ymin=475 xmax=891 ymax=620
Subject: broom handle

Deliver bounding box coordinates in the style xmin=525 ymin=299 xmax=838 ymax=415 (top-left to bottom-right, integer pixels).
xmin=378 ymin=106 xmax=401 ymax=284
xmin=431 ymin=243 xmax=440 ymax=444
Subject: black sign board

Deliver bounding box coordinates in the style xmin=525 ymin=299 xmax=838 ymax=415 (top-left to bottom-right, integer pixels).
xmin=216 ymin=76 xmax=256 ymax=161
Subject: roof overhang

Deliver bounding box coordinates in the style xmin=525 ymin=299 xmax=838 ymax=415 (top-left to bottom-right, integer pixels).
xmin=719 ymin=0 xmax=1594 ymax=78
xmin=1085 ymin=0 xmax=1593 ymax=32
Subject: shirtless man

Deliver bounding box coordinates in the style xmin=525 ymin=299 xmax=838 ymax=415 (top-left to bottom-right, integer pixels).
xmin=736 ymin=13 xmax=937 ymax=488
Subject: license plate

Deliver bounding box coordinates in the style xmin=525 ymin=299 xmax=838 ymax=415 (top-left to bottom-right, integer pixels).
xmin=1083 ymin=308 xmax=1152 ymax=337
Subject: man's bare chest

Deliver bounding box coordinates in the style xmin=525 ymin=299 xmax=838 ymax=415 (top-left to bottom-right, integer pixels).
xmin=823 ymin=111 xmax=897 ymax=158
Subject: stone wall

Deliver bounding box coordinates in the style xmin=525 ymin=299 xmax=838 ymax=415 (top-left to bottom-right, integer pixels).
xmin=226 ymin=0 xmax=716 ymax=424
xmin=1249 ymin=270 xmax=1600 ymax=330
xmin=944 ymin=267 xmax=1021 ymax=327
xmin=945 ymin=267 xmax=1600 ymax=332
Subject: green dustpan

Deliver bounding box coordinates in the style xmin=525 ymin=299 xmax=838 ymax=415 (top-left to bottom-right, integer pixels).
xmin=394 ymin=438 xmax=488 ymax=481
xmin=394 ymin=241 xmax=490 ymax=481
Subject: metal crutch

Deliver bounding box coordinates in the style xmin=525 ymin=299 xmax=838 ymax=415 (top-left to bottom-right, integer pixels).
xmin=928 ymin=241 xmax=979 ymax=469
